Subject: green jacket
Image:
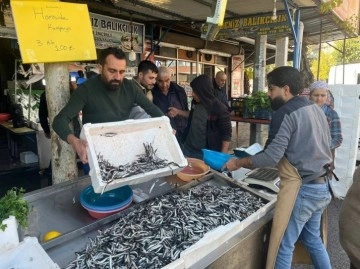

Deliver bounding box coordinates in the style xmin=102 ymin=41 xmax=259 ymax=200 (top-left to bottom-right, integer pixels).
xmin=52 ymin=76 xmax=163 ymax=141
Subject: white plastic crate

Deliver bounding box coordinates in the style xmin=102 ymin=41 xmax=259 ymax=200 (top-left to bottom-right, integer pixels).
xmin=0 ymin=237 xmax=60 ymax=269
xmin=80 ymin=116 xmax=187 ymax=193
xmin=0 ymin=216 xmax=19 ymax=252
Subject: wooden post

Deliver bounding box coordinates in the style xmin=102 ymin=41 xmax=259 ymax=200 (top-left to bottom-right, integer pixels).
xmin=44 ymin=63 xmax=78 ymax=184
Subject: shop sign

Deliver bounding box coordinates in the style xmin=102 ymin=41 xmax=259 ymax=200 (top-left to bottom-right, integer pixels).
xmin=90 ymin=13 xmax=144 ymax=53
xmin=203 ymin=12 xmax=291 ymax=39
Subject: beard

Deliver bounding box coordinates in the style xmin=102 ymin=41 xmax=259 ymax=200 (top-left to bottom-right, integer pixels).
xmin=270 ymin=96 xmax=286 ymax=111
xmin=100 ymin=75 xmax=122 ymax=91
xmin=107 ymin=79 xmax=122 ymax=91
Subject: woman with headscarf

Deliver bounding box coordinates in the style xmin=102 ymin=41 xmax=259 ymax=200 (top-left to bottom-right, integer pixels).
xmin=182 ymin=74 xmax=232 ymax=159
xmin=309 ymin=81 xmax=343 ymax=171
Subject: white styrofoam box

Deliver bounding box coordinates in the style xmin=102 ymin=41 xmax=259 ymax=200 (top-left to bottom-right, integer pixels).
xmin=80 ymin=116 xmax=187 ymax=193
xmin=0 ymin=216 xmax=19 ymax=252
xmin=1 ymin=236 xmax=60 ymax=269
xmin=36 ymin=130 xmax=52 ymax=170
xmin=330 ymin=85 xmax=360 ymax=198
xmin=20 ymin=151 xmax=39 ymax=164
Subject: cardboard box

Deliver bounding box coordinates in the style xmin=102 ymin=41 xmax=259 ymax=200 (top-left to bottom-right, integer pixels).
xmin=80 ymin=117 xmax=187 ymax=193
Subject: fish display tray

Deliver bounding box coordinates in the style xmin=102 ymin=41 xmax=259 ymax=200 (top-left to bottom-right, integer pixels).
xmin=62 ymin=174 xmax=276 ymax=269
xmin=22 ymin=173 xmax=275 ymax=268
xmin=80 ymin=117 xmax=187 ymax=193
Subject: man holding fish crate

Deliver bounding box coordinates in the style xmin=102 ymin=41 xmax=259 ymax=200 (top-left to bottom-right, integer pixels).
xmin=53 ymin=47 xmax=164 ymax=170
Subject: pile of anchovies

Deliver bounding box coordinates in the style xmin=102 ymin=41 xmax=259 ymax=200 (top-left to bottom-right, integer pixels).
xmin=97 ymin=143 xmax=172 ymax=183
xmin=65 ymin=184 xmax=267 ymax=269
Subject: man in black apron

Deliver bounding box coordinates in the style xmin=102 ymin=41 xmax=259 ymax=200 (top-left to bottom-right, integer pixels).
xmin=224 ymin=66 xmax=332 ymax=269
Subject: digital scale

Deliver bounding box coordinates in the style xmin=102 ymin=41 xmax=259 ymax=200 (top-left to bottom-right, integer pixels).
xmin=243 ymin=167 xmax=280 ymax=193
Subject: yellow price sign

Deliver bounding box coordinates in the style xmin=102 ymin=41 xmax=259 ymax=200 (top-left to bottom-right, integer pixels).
xmin=11 ymin=1 xmax=97 ymax=63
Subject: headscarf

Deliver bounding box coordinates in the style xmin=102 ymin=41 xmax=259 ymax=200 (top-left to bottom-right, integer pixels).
xmin=309 ymin=81 xmax=329 ymax=92
xmin=307 ymin=81 xmax=334 ymax=109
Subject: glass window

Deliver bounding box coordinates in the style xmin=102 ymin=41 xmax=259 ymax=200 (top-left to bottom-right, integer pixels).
xmin=215 ymin=56 xmax=228 ymax=65
xmin=158 ymin=47 xmax=176 ymax=58
xmin=155 ymin=47 xmax=228 ymax=102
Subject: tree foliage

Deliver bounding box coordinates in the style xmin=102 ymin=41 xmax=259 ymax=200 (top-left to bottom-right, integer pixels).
xmin=310 ymin=47 xmax=336 ymax=81
xmin=307 ymin=36 xmax=360 ymax=81
xmin=333 ymin=36 xmax=360 ymax=65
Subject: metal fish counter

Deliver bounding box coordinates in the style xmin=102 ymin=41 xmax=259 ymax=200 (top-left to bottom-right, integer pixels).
xmin=22 ymin=171 xmax=276 ymax=269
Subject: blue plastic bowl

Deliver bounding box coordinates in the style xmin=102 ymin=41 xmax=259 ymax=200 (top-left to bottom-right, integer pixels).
xmin=201 ymin=149 xmax=233 ymax=171
xmin=80 ymin=185 xmax=133 ymax=212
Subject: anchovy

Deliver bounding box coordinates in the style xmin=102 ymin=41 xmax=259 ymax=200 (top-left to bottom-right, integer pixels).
xmin=65 ymin=184 xmax=267 ymax=269
xmin=97 ymin=143 xmax=178 ymax=184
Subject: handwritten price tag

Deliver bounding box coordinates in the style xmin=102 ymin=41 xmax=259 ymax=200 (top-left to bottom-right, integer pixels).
xmin=11 ymin=1 xmax=97 ymax=63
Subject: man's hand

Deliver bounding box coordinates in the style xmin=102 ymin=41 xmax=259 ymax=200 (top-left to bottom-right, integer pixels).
xmin=167 ymin=107 xmax=179 ymax=118
xmin=67 ymin=134 xmax=88 ymax=163
xmin=223 ymin=157 xmax=253 ymax=172
xmin=168 ymin=107 xmax=190 ymax=118
xmin=223 ymin=158 xmax=240 ymax=172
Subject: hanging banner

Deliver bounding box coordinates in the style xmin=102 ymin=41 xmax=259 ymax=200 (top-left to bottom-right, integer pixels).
xmin=203 ymin=12 xmax=291 ymax=40
xmin=11 ymin=1 xmax=97 ymax=63
xmin=90 ymin=13 xmax=144 ymax=53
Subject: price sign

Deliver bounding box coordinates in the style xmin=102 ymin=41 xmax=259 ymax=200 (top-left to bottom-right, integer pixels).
xmin=11 ymin=1 xmax=97 ymax=63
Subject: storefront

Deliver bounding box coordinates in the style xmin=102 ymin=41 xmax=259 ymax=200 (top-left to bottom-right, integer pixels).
xmin=152 ymin=42 xmax=231 ymax=101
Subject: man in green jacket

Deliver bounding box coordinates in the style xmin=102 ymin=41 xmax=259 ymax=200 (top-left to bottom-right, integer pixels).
xmin=52 ymin=47 xmax=163 ymax=166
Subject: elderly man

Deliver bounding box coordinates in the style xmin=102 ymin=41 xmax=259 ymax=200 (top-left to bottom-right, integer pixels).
xmin=129 ymin=60 xmax=158 ymax=119
xmin=213 ymin=71 xmax=230 ymax=110
xmin=152 ymin=66 xmax=189 ymax=144
xmin=52 ymin=47 xmax=163 ymax=166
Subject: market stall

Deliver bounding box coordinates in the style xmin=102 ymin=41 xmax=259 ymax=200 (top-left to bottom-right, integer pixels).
xmin=21 ymin=171 xmax=276 ymax=269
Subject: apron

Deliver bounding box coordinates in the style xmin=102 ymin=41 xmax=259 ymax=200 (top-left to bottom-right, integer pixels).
xmin=266 ymin=157 xmax=302 ymax=269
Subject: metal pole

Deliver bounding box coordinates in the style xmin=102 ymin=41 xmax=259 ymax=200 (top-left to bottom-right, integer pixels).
xmin=28 ymin=83 xmax=31 ymax=123
xmin=14 ymin=59 xmax=17 ymax=104
xmin=317 ymin=21 xmax=322 ymax=81
xmin=293 ymin=9 xmax=301 ymax=69
xmin=342 ymin=36 xmax=346 ymax=84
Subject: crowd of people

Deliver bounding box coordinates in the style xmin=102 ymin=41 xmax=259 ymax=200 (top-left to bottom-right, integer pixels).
xmin=42 ymin=47 xmax=231 ymax=163
xmin=41 ymin=47 xmax=360 ymax=269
